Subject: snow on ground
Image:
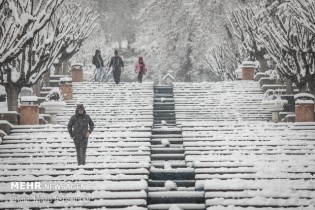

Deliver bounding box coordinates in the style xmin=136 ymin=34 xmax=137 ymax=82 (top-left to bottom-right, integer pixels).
xmin=0 ymin=80 xmax=314 ymax=209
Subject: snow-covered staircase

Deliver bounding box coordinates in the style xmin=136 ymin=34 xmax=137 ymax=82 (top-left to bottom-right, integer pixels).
xmin=148 ymin=86 xmax=205 ymax=210
xmin=1 ymin=80 xmax=315 ymax=209
xmin=173 ymin=81 xmax=315 ymax=210
xmin=0 ymin=82 xmax=154 ymax=209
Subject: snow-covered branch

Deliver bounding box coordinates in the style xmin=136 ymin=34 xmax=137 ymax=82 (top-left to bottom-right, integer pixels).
xmin=229 ymin=6 xmax=268 ymax=71
xmin=288 ymin=0 xmax=315 ymax=35
xmin=203 ymin=42 xmax=239 ymax=81
xmin=259 ymin=6 xmax=315 ymax=92
xmin=0 ymin=23 xmax=63 ymax=86
xmin=52 ymin=4 xmax=99 ymax=73
xmin=0 ymin=0 xmax=64 ymax=66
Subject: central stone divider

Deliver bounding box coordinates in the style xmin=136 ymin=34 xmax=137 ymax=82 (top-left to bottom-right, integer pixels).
xmin=148 ymin=85 xmax=205 ymax=210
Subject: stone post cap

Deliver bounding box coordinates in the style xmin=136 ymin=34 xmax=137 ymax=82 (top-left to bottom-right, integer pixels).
xmin=71 ymin=63 xmax=83 ymax=69
xmin=59 ymin=77 xmax=72 ymax=84
xmin=295 ymin=100 xmax=314 ymax=105
xmin=20 ymin=96 xmax=38 ymax=103
xmin=294 ymin=93 xmax=314 ymax=101
xmin=20 ymin=87 xmax=33 ymax=96
xmin=242 ymin=61 xmax=255 ymax=67
xmin=21 ymin=87 xmax=33 ymax=92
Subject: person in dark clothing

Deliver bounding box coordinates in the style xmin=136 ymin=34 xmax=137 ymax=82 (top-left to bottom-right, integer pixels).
xmin=109 ymin=50 xmax=124 ymax=84
xmin=92 ymin=50 xmax=106 ymax=82
xmin=68 ymin=104 xmax=94 ymax=165
xmin=134 ymin=57 xmax=147 ymax=83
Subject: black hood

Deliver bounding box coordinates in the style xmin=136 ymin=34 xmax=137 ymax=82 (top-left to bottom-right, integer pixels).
xmin=75 ymin=104 xmax=86 ymax=115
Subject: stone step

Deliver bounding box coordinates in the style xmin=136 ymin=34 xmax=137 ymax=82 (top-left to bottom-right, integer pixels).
xmin=148 ymin=203 xmax=205 ymax=210
xmin=153 ymin=123 xmax=177 ymax=127
xmin=148 ymin=191 xmax=204 ymax=204
xmin=149 ymin=180 xmax=195 ymax=188
xmin=154 ymin=110 xmax=176 ymax=113
xmin=151 ymin=147 xmax=184 ymax=154
xmin=151 ymin=160 xmax=187 ymax=168
xmin=151 ymin=154 xmax=185 ymax=161
xmin=154 ymin=87 xmax=173 ymax=94
xmin=152 ymin=134 xmax=182 ymax=139
xmin=153 ymin=119 xmax=177 ymax=124
xmin=154 ymin=113 xmax=175 ymax=118
xmin=154 ymin=108 xmax=175 ymax=112
xmin=152 ymin=130 xmax=182 ymax=135
xmin=154 ymin=93 xmax=174 ymax=98
xmin=149 ymin=168 xmax=195 ymax=180
xmin=151 ymin=139 xmax=183 ymax=145
xmin=154 ymin=104 xmax=174 ymax=108
xmin=154 ymin=99 xmax=174 ymax=103
xmin=149 ymin=187 xmax=195 ymax=192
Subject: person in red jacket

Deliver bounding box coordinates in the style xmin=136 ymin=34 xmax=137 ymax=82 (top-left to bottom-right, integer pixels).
xmin=134 ymin=57 xmax=147 ymax=83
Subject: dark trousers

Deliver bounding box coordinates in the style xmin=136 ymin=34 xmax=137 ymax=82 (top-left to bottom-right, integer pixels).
xmin=113 ymin=69 xmax=121 ymax=84
xmin=73 ymin=136 xmax=88 ymax=165
xmin=138 ymin=69 xmax=144 ymax=83
xmin=137 ymin=74 xmax=143 ymax=83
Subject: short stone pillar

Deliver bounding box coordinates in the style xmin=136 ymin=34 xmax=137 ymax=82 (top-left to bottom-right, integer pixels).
xmin=41 ymin=101 xmax=66 ymax=124
xmin=71 ymin=63 xmax=84 ymax=82
xmin=271 ymin=112 xmax=280 ymax=123
xmin=294 ymin=93 xmax=314 ymax=122
xmin=162 ymin=70 xmax=175 ymax=85
xmin=19 ymin=105 xmax=39 ymax=125
xmin=0 ymin=112 xmax=19 ymax=125
xmin=242 ymin=61 xmax=255 ymax=80
xmin=20 ymin=87 xmax=33 ymax=97
xmin=59 ymin=77 xmax=73 ymax=101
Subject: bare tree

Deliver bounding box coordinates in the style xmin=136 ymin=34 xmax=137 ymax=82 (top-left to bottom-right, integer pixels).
xmin=52 ymin=4 xmax=98 ymax=75
xmin=259 ymin=2 xmax=315 ymax=93
xmin=1 ymin=24 xmax=64 ymax=111
xmin=0 ymin=0 xmax=63 ymax=67
xmin=203 ymin=41 xmax=240 ymax=81
xmin=287 ymin=0 xmax=315 ymax=96
xmin=229 ymin=7 xmax=268 ymax=72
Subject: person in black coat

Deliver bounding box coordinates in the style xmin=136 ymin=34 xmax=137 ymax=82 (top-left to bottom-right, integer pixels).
xmin=92 ymin=50 xmax=106 ymax=82
xmin=109 ymin=50 xmax=124 ymax=84
xmin=68 ymin=104 xmax=94 ymax=165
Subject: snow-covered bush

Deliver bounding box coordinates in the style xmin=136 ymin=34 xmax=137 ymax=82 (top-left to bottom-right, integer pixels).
xmin=262 ymin=89 xmax=288 ymax=112
xmin=258 ymin=0 xmax=315 ymax=93
xmin=45 ymin=88 xmax=63 ymax=102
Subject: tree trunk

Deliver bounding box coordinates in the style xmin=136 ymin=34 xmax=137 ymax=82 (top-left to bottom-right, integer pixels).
xmin=118 ymin=40 xmax=122 ymax=49
xmin=127 ymin=33 xmax=136 ymax=49
xmin=257 ymin=54 xmax=268 ymax=72
xmin=5 ymin=84 xmax=21 ymax=112
xmin=43 ymin=69 xmax=50 ymax=87
xmin=54 ymin=62 xmax=62 ymax=75
xmin=62 ymin=57 xmax=69 ymax=75
xmin=275 ymin=78 xmax=282 ymax=85
xmin=297 ymin=83 xmax=307 ymax=93
xmin=32 ymin=78 xmax=42 ymax=97
xmin=309 ymin=81 xmax=315 ymax=98
xmin=286 ymin=78 xmax=294 ymax=94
